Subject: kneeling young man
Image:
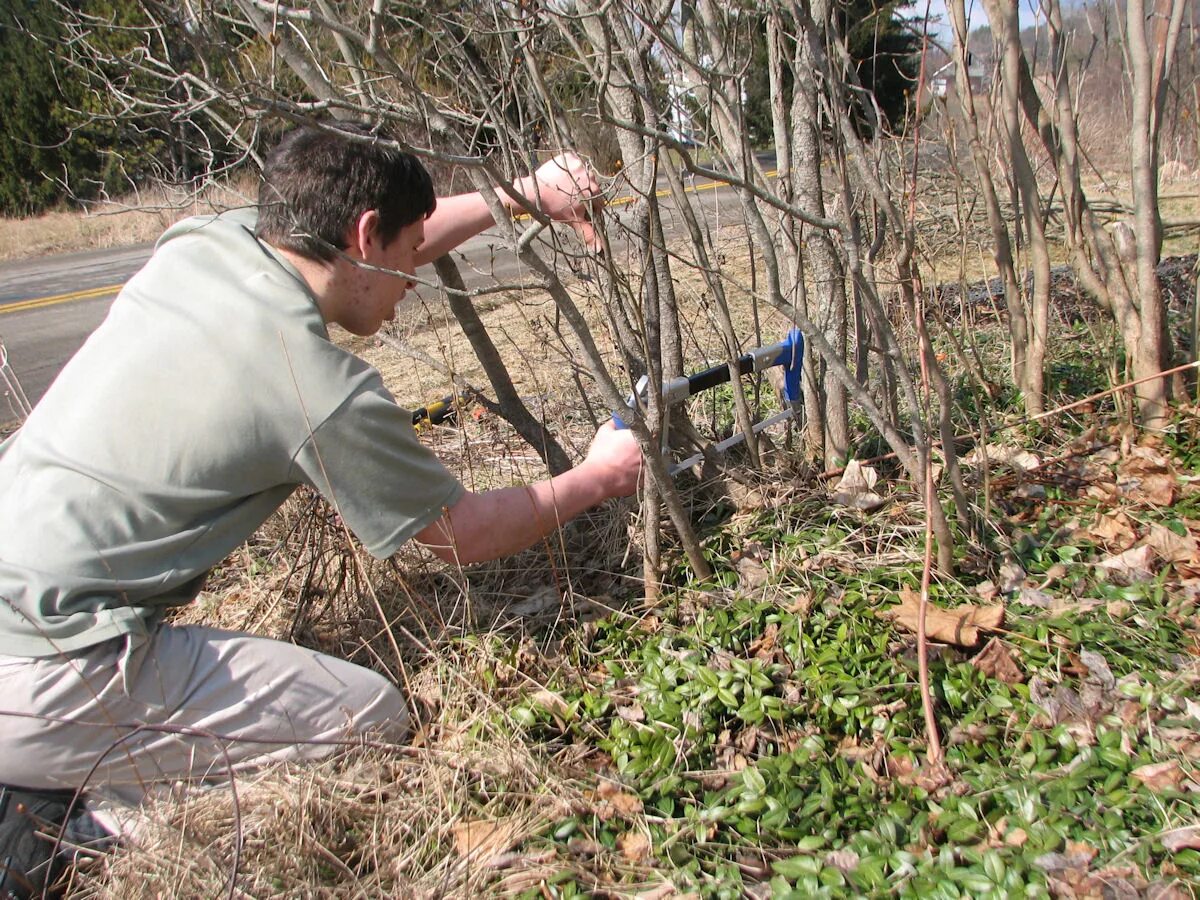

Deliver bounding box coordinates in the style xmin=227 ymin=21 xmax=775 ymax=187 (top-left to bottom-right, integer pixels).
xmin=0 ymin=124 xmax=640 ymax=896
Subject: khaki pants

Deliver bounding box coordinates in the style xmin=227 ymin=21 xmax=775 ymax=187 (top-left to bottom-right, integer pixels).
xmin=0 ymin=626 xmax=409 ymax=805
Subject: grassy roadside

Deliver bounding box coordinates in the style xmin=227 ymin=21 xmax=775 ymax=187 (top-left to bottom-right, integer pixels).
xmin=0 ymin=181 xmax=256 ymax=262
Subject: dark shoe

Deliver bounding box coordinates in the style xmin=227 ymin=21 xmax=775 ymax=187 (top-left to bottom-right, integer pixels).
xmin=0 ymin=785 xmax=83 ymax=899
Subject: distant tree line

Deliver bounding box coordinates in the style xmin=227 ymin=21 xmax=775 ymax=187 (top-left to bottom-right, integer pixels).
xmin=0 ymin=0 xmax=239 ymax=217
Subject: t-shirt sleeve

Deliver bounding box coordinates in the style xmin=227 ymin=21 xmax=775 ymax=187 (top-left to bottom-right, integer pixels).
xmin=290 ymin=384 xmax=465 ymax=558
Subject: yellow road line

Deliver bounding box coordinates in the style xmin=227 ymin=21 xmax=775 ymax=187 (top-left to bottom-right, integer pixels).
xmin=0 ymin=283 xmax=123 ymax=316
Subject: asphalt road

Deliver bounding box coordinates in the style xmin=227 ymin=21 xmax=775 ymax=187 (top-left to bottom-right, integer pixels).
xmin=0 ymin=167 xmax=754 ymax=414
xmin=0 ymin=244 xmax=155 ymax=411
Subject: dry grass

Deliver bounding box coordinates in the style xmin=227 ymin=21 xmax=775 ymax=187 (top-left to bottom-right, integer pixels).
xmin=0 ymin=179 xmax=257 ymax=261
xmin=83 ymin=700 xmax=642 ymax=897
xmin=72 ymin=449 xmax=656 ymax=898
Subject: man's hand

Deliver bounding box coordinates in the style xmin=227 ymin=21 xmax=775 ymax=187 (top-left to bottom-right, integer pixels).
xmin=414 ymin=420 xmax=641 ymax=565
xmin=580 ymin=420 xmax=642 ymax=499
xmin=514 ymin=153 xmax=604 ymax=251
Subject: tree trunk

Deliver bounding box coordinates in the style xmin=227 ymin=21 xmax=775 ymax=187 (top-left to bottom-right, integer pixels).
xmin=433 ymin=255 xmax=573 ymax=475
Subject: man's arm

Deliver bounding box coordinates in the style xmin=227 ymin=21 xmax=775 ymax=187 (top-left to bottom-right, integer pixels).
xmin=413 ymin=422 xmax=639 ymax=564
xmin=415 ymin=153 xmax=603 ymax=266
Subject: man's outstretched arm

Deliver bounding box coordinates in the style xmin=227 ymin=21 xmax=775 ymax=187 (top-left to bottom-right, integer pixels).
xmin=415 ymin=153 xmax=603 ymax=266
xmin=413 ymin=422 xmax=639 ymax=565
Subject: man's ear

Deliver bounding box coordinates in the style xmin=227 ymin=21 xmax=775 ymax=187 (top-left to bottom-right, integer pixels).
xmin=344 ymin=209 xmax=381 ymax=260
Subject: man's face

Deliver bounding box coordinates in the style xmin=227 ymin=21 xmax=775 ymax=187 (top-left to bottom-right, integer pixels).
xmin=338 ymin=217 xmax=425 ymax=336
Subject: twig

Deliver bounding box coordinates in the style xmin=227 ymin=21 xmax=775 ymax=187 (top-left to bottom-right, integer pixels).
xmin=1028 ymin=358 xmax=1200 ymax=422
xmin=914 ymin=178 xmax=946 ymax=773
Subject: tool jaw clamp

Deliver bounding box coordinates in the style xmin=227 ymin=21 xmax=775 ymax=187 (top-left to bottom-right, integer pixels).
xmin=612 ymin=328 xmax=805 ymax=473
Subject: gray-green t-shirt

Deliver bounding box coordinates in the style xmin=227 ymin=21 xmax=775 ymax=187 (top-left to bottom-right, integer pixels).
xmin=0 ymin=209 xmax=464 ymax=658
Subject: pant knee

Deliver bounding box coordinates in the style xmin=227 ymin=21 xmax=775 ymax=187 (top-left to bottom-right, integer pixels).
xmin=342 ymin=668 xmax=410 ymax=742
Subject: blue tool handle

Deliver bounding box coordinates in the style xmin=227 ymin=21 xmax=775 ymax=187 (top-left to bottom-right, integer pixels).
xmin=776 ymin=328 xmax=804 ymax=405
xmin=612 ymin=410 xmax=629 ymax=429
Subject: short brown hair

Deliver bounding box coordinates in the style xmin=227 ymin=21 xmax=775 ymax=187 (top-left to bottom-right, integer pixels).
xmin=256 ymin=124 xmax=436 ymax=262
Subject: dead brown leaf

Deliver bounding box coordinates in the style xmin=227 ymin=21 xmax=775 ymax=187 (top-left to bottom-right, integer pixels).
xmin=1040 ymin=562 xmax=1069 ymax=585
xmin=785 ymin=593 xmax=815 ymax=616
xmin=949 ymin=722 xmax=995 ymax=745
xmin=974 ymin=580 xmax=999 ymax=601
xmin=567 ymin=837 xmax=603 ymax=856
xmin=972 ymin=637 xmax=1026 ymax=684
xmin=825 ymin=849 xmax=860 ymax=873
xmin=738 ymin=726 xmax=764 ymax=754
xmin=451 ymin=818 xmax=518 ymax=862
xmin=1146 ymin=883 xmax=1191 ymax=900
xmin=1015 ymin=586 xmax=1055 ymax=608
xmin=1066 ymin=840 xmax=1099 ymax=866
xmin=1162 ymin=827 xmax=1200 ymax=852
xmin=998 ymin=557 xmax=1027 ymax=593
xmin=1098 ymin=544 xmax=1157 ymax=581
xmin=1091 ymin=511 xmax=1139 ymax=550
xmin=596 ymin=780 xmax=644 ymax=820
xmin=749 ymin=623 xmax=779 ymax=662
xmin=530 ymin=689 xmax=571 ymax=719
xmin=638 ymin=615 xmax=662 ymax=633
xmin=830 ymin=460 xmax=886 ymax=511
xmin=1005 ymin=827 xmax=1029 ymax=847
xmin=1142 ymin=473 xmax=1179 ymax=506
xmin=878 ymin=588 xmax=1004 ymax=647
xmin=1132 ymin=761 xmax=1186 ymax=793
xmin=965 ymin=444 xmax=1042 ymax=472
xmin=507 ymin=585 xmax=562 ymax=618
xmin=635 ymin=884 xmax=685 ymax=900
xmin=897 ymin=760 xmax=953 ymax=791
xmin=1121 ymin=445 xmax=1170 ymax=470
xmin=1034 ymin=840 xmax=1098 ymax=881
xmin=1141 ymin=474 xmax=1179 ymax=506
xmin=1076 ymin=870 xmax=1143 ymax=899
xmin=736 ymin=555 xmax=769 ymax=589
xmin=885 ymin=753 xmax=916 ymax=779
xmin=727 ymin=481 xmax=768 ymax=512
xmin=1144 ymin=523 xmax=1199 ymax=566
xmin=616 ymin=704 xmax=647 ymax=723
xmin=617 ymin=829 xmax=652 ymax=862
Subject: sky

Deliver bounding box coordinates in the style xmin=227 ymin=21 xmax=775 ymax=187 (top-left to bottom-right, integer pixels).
xmin=910 ymin=0 xmax=1048 ymax=42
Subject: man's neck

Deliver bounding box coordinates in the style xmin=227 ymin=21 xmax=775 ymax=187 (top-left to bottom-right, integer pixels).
xmin=273 ymin=246 xmax=340 ymax=326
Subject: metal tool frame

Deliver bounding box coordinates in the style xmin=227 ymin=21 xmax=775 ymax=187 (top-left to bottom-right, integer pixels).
xmin=615 ymin=328 xmax=804 ymax=474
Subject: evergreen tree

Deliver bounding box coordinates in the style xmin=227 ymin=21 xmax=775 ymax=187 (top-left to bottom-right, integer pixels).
xmin=0 ymin=0 xmax=223 ymax=217
xmin=0 ymin=0 xmax=87 ymax=215
xmin=743 ymin=0 xmax=922 ymax=144
xmin=843 ymin=0 xmax=922 ymax=131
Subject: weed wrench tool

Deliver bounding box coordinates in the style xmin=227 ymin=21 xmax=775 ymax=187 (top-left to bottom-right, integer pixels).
xmin=614 ymin=328 xmax=804 ymax=474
